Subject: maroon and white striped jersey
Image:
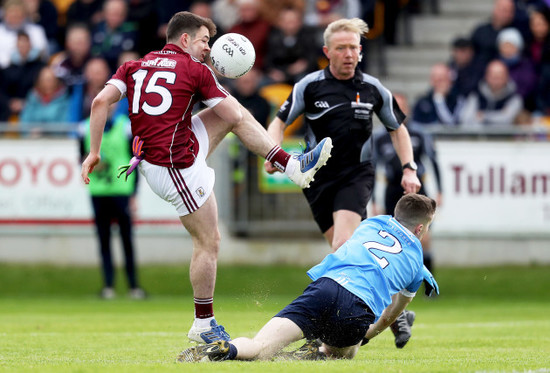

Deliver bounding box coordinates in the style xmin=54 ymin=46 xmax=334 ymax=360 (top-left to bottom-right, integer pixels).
xmin=108 ymin=43 xmax=228 ymax=168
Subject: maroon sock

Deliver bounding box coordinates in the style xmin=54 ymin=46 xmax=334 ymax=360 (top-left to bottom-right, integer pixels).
xmin=194 ymin=297 xmax=214 ymax=319
xmin=266 ymin=145 xmax=291 ymax=172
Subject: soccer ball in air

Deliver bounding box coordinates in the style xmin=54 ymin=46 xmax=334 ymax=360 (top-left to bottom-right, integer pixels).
xmin=210 ymin=33 xmax=256 ymax=79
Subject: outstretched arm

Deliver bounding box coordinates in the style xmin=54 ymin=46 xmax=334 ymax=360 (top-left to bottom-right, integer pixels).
xmin=364 ymin=292 xmax=413 ymax=341
xmin=389 ymin=124 xmax=421 ymax=194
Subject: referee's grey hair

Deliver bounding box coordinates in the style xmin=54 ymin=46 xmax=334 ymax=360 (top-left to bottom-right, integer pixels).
xmin=323 ymin=18 xmax=369 ymax=47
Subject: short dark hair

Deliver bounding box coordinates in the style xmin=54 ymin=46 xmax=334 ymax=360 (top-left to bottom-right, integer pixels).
xmin=166 ymin=11 xmax=217 ymax=43
xmin=394 ymin=194 xmax=436 ymax=229
xmin=452 ymin=37 xmax=472 ymax=49
xmin=16 ymin=30 xmax=29 ymax=40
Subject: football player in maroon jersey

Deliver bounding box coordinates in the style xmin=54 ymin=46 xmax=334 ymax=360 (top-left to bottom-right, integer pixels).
xmin=81 ymin=11 xmax=332 ymax=344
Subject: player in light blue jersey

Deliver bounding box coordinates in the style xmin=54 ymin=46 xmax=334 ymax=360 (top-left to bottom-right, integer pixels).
xmin=179 ymin=194 xmax=439 ymax=362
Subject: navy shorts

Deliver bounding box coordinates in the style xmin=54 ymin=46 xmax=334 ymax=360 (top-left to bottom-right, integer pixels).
xmin=303 ymin=163 xmax=375 ymax=233
xmin=275 ymin=277 xmax=375 ymax=348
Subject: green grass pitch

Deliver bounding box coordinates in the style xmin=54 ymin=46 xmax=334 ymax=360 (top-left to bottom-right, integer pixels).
xmin=1 ymin=264 xmax=549 ymax=372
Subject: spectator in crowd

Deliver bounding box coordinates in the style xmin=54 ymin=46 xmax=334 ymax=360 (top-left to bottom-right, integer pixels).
xmin=448 ymin=37 xmax=485 ymax=98
xmin=155 ymin=0 xmax=192 ymax=47
xmin=65 ymin=0 xmax=104 ymax=29
xmin=189 ymin=0 xmax=214 ymax=19
xmin=470 ymin=0 xmax=522 ymax=68
xmin=264 ymin=7 xmax=319 ymax=85
xmin=1 ymin=30 xmax=45 ymax=120
xmin=22 ymin=0 xmax=60 ymax=54
xmin=211 ymin=0 xmax=240 ymax=33
xmin=19 ymin=66 xmax=71 ymax=133
xmin=303 ymin=0 xmax=362 ymax=28
xmin=373 ymin=93 xmax=442 ymax=293
xmin=80 ymin=105 xmax=146 ymax=300
xmin=0 ymin=84 xmax=10 ymax=122
xmin=526 ymin=6 xmax=550 ymax=72
xmin=303 ymin=0 xmax=362 ymax=50
xmin=90 ymin=0 xmax=138 ymax=72
xmin=459 ymin=60 xmax=523 ymax=126
xmin=0 ymin=0 xmax=48 ymax=69
xmin=536 ymin=65 xmax=550 ymax=114
xmin=412 ymin=63 xmax=463 ymax=126
xmin=261 ymin=0 xmax=306 ymax=26
xmin=68 ymin=57 xmax=111 ymax=122
xmin=231 ymin=68 xmax=271 ymax=127
xmin=228 ymin=0 xmax=272 ymax=70
xmin=496 ymin=27 xmax=538 ymax=110
xmin=125 ymin=0 xmax=159 ymax=56
xmin=51 ymin=23 xmax=92 ymax=92
xmin=187 ymin=0 xmax=220 ymax=45
xmin=112 ymin=50 xmax=140 ymax=118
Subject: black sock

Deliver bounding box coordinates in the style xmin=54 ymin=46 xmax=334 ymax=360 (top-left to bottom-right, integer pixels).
xmin=225 ymin=343 xmax=238 ymax=360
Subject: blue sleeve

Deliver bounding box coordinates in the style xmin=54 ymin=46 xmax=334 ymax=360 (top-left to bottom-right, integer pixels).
xmin=67 ymin=83 xmax=84 ymax=123
xmin=405 ymin=268 xmax=424 ymax=294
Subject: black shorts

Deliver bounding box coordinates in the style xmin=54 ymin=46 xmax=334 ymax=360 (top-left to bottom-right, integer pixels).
xmin=303 ymin=163 xmax=375 ymax=233
xmin=275 ymin=277 xmax=375 ymax=348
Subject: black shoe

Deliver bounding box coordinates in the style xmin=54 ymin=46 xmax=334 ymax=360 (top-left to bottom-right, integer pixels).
xmin=390 ymin=310 xmax=415 ymax=348
xmin=177 ymin=340 xmax=230 ymax=362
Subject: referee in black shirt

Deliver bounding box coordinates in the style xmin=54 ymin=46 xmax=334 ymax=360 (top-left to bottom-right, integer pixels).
xmin=265 ymin=17 xmax=421 ymax=252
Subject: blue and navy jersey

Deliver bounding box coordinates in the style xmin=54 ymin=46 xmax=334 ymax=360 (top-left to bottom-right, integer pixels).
xmin=307 ymin=215 xmax=424 ymax=320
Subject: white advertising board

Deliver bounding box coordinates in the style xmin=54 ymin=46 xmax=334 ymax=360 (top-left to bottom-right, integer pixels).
xmin=0 ymin=139 xmax=176 ymax=223
xmin=430 ymin=140 xmax=550 ymax=235
xmin=2 ymin=139 xmax=549 ymax=235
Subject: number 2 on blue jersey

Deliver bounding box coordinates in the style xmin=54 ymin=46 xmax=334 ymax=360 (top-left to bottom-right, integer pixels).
xmin=362 ymin=230 xmax=402 ymax=269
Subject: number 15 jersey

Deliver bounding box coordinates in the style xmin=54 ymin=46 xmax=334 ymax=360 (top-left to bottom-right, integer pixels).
xmin=307 ymin=215 xmax=424 ymax=320
xmin=108 ymin=44 xmax=229 ymax=169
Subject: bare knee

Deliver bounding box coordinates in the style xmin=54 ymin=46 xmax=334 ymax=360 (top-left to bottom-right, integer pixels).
xmin=198 ymin=229 xmax=221 ymax=255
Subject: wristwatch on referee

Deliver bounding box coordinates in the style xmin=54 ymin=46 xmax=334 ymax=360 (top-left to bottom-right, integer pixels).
xmin=402 ymin=161 xmax=418 ymax=171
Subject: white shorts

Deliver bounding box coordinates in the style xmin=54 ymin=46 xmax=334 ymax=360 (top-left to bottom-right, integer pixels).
xmin=138 ymin=116 xmax=215 ymax=216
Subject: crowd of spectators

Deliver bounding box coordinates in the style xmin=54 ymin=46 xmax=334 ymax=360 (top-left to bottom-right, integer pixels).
xmin=412 ymin=0 xmax=550 ymax=128
xmin=1 ymin=0 xmax=550 ymax=133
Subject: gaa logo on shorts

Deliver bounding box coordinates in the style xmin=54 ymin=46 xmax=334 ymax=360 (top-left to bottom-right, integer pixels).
xmin=196 ymin=187 xmax=205 ymax=198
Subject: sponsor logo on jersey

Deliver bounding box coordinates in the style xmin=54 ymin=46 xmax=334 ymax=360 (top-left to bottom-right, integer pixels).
xmin=314 ymin=101 xmax=330 ymax=108
xmin=352 ymin=92 xmax=373 ymax=120
xmin=351 ymin=92 xmax=373 ymax=110
xmin=141 ymin=58 xmax=177 ymax=69
xmin=196 ymin=187 xmax=205 ymax=198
